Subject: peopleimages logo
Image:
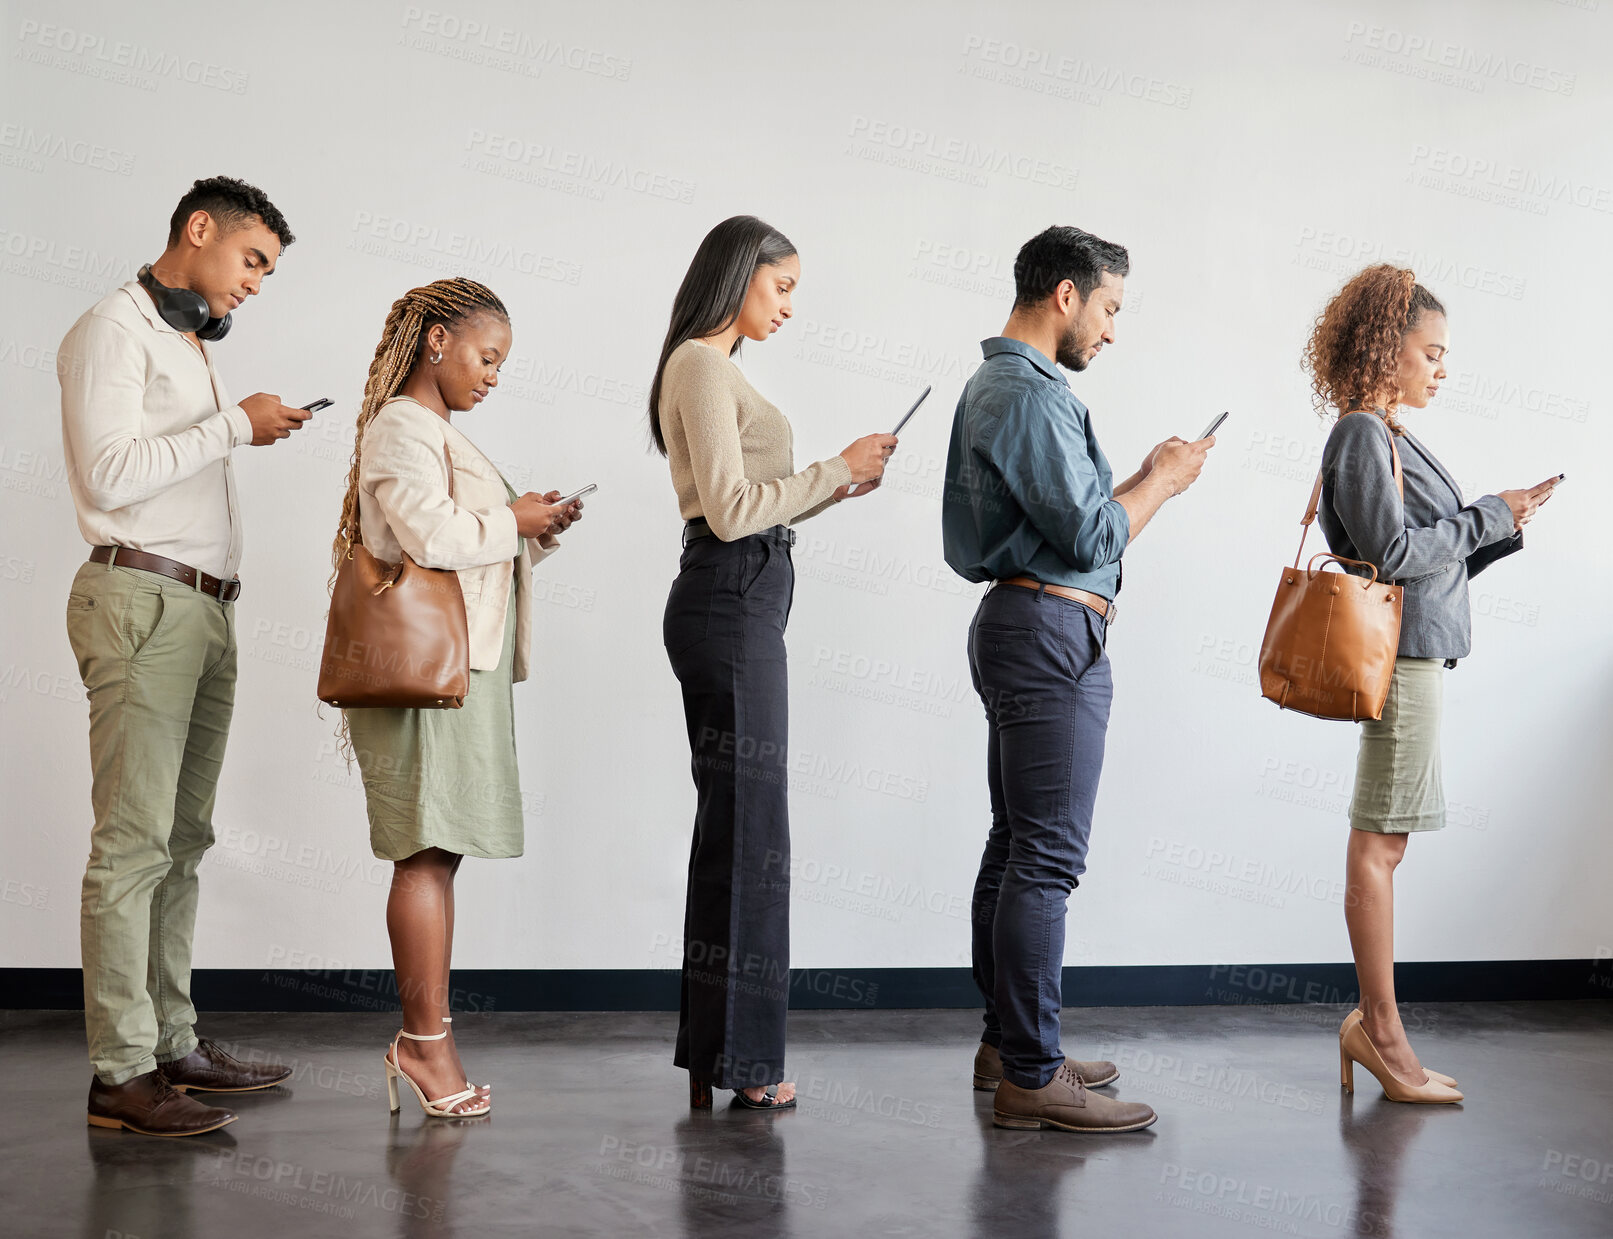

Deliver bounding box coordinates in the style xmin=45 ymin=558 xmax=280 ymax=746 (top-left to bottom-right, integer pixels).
xmin=1292 ymin=228 xmax=1527 ymax=301
xmin=1408 ymin=145 xmax=1613 ymax=216
xmin=0 ymin=126 xmax=135 ymax=175
xmin=1344 ymin=21 xmax=1577 ymax=95
xmin=1446 ymin=370 xmax=1590 ymax=424
xmin=347 ymin=211 xmax=583 ymax=284
xmin=14 ymin=19 xmax=250 ymax=93
xmin=0 ymin=226 xmax=138 ymax=291
xmin=398 ymin=7 xmax=631 ymax=80
xmin=959 ymin=35 xmax=1193 ymax=109
xmin=463 ymin=129 xmax=695 ymax=203
xmin=846 ymin=116 xmax=1078 ymax=191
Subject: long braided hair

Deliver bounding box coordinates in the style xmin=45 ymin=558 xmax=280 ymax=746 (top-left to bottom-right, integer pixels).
xmin=331 ymin=277 xmax=509 ymax=571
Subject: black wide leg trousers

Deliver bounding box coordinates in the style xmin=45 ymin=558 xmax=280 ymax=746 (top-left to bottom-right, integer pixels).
xmin=663 ymin=527 xmax=795 ymax=1090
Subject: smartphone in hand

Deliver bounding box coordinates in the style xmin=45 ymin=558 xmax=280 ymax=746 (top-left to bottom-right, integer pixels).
xmin=554 ymin=483 xmax=597 ymax=507
xmin=893 ymin=385 xmax=932 ymax=435
xmin=848 ymin=387 xmax=931 ymax=496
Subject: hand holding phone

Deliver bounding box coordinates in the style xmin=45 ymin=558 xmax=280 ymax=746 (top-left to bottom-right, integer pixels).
xmin=1498 ymin=475 xmax=1561 ymax=528
xmin=240 ymin=393 xmax=315 ymax=446
xmin=846 ymin=387 xmax=930 ymax=495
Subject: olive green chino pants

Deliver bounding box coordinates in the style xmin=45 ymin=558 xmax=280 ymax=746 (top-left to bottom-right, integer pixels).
xmin=66 ymin=559 xmax=237 ymax=1083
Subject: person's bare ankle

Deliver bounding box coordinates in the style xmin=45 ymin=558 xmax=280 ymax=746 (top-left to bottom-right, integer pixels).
xmin=743 ymin=1082 xmax=796 ymax=1103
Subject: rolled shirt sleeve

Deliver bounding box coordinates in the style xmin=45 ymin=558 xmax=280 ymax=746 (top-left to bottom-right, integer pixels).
xmin=989 ymin=395 xmax=1130 ymax=574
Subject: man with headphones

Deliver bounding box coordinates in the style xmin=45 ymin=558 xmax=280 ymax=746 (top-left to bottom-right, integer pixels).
xmin=59 ymin=176 xmax=311 ymax=1136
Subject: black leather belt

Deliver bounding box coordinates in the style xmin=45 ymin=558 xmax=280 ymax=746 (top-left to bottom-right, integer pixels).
xmin=683 ymin=517 xmax=796 ymax=548
xmin=90 ymin=545 xmax=242 ymax=602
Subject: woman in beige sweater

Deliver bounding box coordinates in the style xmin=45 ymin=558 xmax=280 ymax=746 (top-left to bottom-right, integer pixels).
xmin=651 ymin=216 xmax=895 ymax=1110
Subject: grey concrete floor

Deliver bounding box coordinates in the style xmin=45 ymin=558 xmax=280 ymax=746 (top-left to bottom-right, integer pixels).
xmin=3 ymin=1002 xmax=1610 ymax=1238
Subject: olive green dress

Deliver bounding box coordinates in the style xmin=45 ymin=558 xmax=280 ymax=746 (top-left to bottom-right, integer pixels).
xmin=346 ymin=480 xmax=526 ymax=862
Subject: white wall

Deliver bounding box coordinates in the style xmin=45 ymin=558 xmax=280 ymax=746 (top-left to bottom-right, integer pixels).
xmin=4 ymin=0 xmax=1609 ymax=979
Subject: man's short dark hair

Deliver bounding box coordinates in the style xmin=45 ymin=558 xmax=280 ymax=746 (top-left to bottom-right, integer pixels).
xmin=167 ymin=175 xmax=295 ymax=249
xmin=1013 ymin=225 xmax=1128 ymax=307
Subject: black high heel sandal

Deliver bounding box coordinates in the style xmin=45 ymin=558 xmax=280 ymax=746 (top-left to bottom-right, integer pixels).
xmin=689 ymin=1075 xmax=713 ymax=1110
xmin=729 ymin=1086 xmax=796 ymax=1111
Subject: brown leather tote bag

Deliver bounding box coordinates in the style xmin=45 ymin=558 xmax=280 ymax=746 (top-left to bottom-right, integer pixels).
xmin=317 ymin=444 xmax=470 ymax=709
xmin=1257 ymin=425 xmax=1404 ymax=722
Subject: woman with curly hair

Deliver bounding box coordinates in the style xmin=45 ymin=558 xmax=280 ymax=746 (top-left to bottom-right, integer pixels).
xmin=1305 ymin=264 xmax=1557 ymax=1104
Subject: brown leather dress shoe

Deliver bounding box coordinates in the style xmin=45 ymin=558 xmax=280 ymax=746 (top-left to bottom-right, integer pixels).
xmin=88 ymin=1070 xmax=237 ymax=1137
xmin=972 ymin=1042 xmax=1119 ymax=1090
xmin=157 ymin=1038 xmax=292 ymax=1093
xmin=993 ymin=1061 xmax=1157 ymax=1133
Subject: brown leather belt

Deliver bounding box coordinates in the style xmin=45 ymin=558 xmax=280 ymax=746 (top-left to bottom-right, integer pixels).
xmin=90 ymin=545 xmax=242 ymax=602
xmin=993 ymin=576 xmax=1109 ymax=618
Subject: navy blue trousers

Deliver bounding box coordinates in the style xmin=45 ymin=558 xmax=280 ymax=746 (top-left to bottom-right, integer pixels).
xmin=663 ymin=529 xmax=795 ymax=1090
xmin=967 ymin=583 xmax=1113 ymax=1090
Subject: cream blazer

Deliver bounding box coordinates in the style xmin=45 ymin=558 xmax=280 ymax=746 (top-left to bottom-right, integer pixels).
xmin=356 ymin=396 xmax=555 ymax=681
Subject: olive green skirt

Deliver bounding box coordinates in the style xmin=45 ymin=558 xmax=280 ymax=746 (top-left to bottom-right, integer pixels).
xmin=1348 ymin=657 xmax=1446 ymax=834
xmin=346 ymin=566 xmax=525 ymax=862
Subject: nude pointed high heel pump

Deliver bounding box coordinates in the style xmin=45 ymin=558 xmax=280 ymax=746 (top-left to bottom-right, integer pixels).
xmin=443 ymin=1017 xmax=491 ymax=1098
xmin=1339 ymin=1015 xmax=1463 ymax=1104
xmin=384 ymin=1029 xmax=491 ymax=1118
xmin=1339 ymin=1008 xmax=1457 ymax=1088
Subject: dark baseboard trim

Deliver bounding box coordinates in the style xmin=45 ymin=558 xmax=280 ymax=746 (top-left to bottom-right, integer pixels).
xmin=5 ymin=961 xmax=1610 ymax=1013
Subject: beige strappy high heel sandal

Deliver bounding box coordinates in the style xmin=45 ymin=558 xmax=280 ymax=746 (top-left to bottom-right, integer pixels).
xmin=443 ymin=1017 xmax=491 ymax=1098
xmin=384 ymin=1029 xmax=491 ymax=1118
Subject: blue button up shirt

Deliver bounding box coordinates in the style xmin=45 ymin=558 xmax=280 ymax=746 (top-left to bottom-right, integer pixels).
xmin=942 ymin=337 xmax=1130 ymax=598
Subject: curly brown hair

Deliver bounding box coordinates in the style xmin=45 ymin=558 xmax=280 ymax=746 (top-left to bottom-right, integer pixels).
xmin=1303 ymin=264 xmax=1444 ymax=433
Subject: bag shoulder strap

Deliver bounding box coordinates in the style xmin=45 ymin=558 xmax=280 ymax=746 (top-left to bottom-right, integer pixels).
xmin=1294 ymin=415 xmax=1404 ymax=568
xmin=346 ymin=424 xmax=455 ymax=554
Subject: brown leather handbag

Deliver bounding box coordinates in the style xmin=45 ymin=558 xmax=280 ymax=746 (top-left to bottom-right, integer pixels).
xmin=1257 ymin=427 xmax=1404 ymax=722
xmin=317 ymin=445 xmax=470 ymax=709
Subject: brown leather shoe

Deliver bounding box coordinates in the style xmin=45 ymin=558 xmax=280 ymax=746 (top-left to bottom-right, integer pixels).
xmin=157 ymin=1038 xmax=292 ymax=1093
xmin=972 ymin=1042 xmax=1119 ymax=1090
xmin=87 ymin=1070 xmax=237 ymax=1137
xmin=993 ymin=1061 xmax=1157 ymax=1132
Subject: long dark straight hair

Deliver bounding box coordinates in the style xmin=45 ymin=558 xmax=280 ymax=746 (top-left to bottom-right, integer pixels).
xmin=647 ymin=215 xmax=797 ymax=456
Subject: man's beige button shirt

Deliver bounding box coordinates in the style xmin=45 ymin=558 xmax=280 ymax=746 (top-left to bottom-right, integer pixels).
xmin=58 ymin=280 xmax=253 ymax=580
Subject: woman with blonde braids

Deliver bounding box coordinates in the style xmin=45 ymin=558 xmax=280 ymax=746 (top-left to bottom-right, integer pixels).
xmin=1305 ymin=264 xmax=1557 ymax=1104
xmin=332 ymin=277 xmax=581 ymax=1118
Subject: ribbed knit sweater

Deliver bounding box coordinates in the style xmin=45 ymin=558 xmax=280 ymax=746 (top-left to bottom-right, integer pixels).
xmin=658 ymin=339 xmax=852 ymax=540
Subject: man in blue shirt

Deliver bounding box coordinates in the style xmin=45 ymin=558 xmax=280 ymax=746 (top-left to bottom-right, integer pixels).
xmin=943 ymin=225 xmax=1213 ymax=1133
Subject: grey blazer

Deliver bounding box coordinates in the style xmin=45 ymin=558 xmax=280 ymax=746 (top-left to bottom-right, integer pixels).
xmin=1318 ymin=410 xmax=1520 ymax=660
